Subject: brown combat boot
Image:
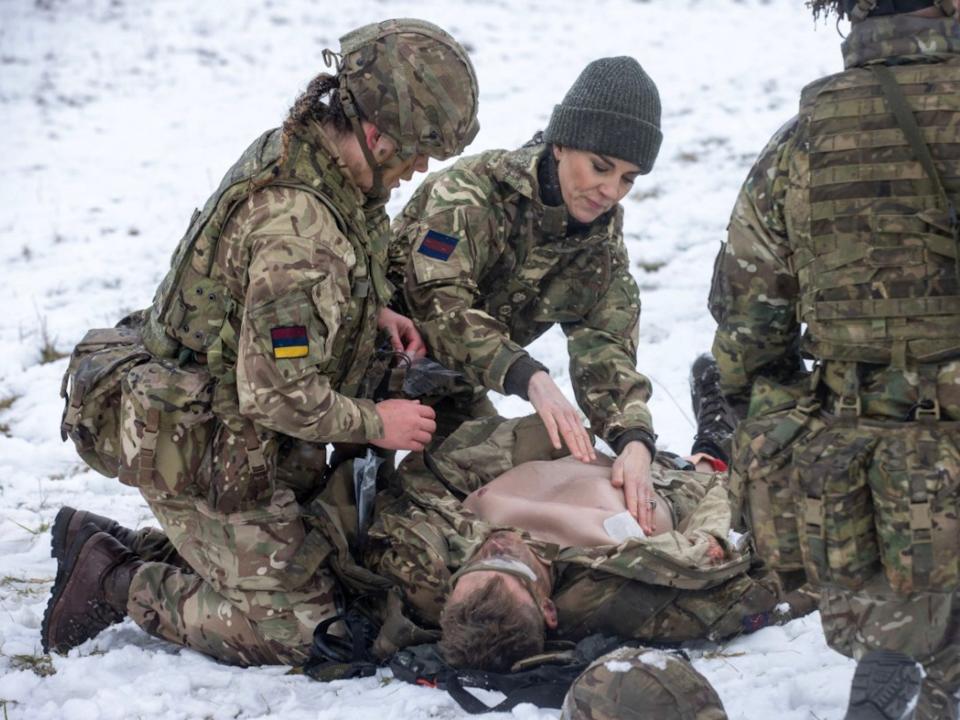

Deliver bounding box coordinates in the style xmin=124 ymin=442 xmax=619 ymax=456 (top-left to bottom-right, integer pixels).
xmin=50 ymin=506 xmax=140 ymax=562
xmin=41 ymin=524 xmax=142 ymax=654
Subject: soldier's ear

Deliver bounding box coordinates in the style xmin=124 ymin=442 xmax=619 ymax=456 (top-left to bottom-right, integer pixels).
xmin=361 ymin=121 xmax=388 ymax=158
xmin=541 ymin=598 xmax=558 ymax=629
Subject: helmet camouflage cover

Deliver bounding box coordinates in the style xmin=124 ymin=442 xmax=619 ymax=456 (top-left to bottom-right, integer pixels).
xmin=333 ymin=18 xmax=480 ymax=160
xmin=561 ymin=647 xmax=729 ymax=720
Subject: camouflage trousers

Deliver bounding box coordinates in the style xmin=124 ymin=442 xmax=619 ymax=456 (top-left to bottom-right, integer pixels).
xmin=734 ymin=411 xmax=960 ymax=718
xmin=550 ymin=564 xmax=788 ymax=644
xmin=127 ymin=486 xmax=338 ymax=666
xmin=821 ymin=577 xmax=959 ymax=720
xmin=120 ymin=526 xmax=187 ymax=568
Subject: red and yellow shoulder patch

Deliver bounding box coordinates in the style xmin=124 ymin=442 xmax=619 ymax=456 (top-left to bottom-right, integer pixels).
xmin=270 ymin=326 xmax=308 ymax=359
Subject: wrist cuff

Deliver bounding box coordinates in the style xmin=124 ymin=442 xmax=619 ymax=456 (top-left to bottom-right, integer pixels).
xmin=610 ymin=428 xmax=657 ymax=459
xmin=503 ymin=355 xmax=549 ymax=400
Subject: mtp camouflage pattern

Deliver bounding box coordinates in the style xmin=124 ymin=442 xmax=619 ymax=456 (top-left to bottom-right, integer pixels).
xmin=392 ymin=145 xmax=654 ymax=444
xmin=710 ymin=15 xmax=960 ymax=717
xmin=332 ymin=18 xmax=479 ymax=161
xmin=119 ymin=120 xmax=401 ymax=664
xmin=820 ymin=574 xmax=960 ymax=720
xmin=363 ymin=414 xmax=788 ymax=654
xmin=128 ymin=486 xmax=339 ymax=666
xmin=709 ymin=14 xmax=960 ymax=416
xmin=561 ymin=646 xmax=728 ymax=720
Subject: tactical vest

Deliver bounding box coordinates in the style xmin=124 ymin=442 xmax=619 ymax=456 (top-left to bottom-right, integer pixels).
xmin=791 ymin=58 xmax=960 ymax=367
xmin=141 ymin=127 xmax=391 ymax=399
xmin=477 ymin=147 xmax=622 ymax=346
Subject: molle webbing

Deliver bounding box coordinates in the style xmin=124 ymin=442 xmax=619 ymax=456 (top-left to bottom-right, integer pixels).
xmin=144 ymin=128 xmax=384 ymax=396
xmin=798 ymin=60 xmax=960 ymax=366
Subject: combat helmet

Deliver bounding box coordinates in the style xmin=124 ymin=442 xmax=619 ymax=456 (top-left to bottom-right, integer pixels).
xmin=561 ymin=647 xmax=729 ymax=720
xmin=811 ymin=0 xmax=957 ymax=20
xmin=324 ymin=18 xmax=480 ymax=195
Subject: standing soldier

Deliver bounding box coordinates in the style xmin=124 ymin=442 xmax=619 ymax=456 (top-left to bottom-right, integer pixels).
xmin=710 ymin=2 xmax=959 ymax=718
xmin=42 ymin=18 xmax=479 ymax=667
xmin=392 ymin=57 xmax=666 ymax=533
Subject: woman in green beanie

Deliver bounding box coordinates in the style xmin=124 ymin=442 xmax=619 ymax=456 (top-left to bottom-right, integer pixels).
xmin=391 ymin=57 xmax=663 ymax=531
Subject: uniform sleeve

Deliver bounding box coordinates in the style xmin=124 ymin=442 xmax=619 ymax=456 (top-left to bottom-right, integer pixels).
xmin=709 ymin=118 xmax=805 ymax=416
xmin=234 ymin=187 xmax=384 ymax=443
xmin=565 ymin=242 xmax=654 ymax=444
xmin=399 ymin=169 xmax=537 ymax=393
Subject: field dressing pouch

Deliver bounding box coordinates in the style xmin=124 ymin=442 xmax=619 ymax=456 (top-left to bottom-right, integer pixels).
xmin=59 ymin=317 xmax=152 ymax=477
xmin=795 ymin=418 xmax=960 ymax=594
xmin=118 ymin=359 xmax=215 ymax=495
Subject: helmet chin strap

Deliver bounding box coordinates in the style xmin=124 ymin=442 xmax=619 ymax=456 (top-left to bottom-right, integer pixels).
xmin=339 ymin=85 xmax=389 ymax=201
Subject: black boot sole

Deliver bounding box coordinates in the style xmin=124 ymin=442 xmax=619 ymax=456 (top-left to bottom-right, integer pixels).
xmin=845 ymin=650 xmax=923 ymax=720
xmin=50 ymin=506 xmax=78 ymax=563
xmin=41 ymin=523 xmax=103 ymax=654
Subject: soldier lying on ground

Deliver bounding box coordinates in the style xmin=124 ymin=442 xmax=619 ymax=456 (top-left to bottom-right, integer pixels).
xmin=361 ymin=412 xmax=812 ymax=673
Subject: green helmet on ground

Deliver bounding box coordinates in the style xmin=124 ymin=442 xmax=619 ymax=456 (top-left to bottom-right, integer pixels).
xmin=561 ymin=647 xmax=729 ymax=720
xmin=334 ymin=18 xmax=480 ymax=161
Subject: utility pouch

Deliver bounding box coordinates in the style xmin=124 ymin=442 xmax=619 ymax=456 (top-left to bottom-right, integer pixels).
xmin=119 ymin=359 xmax=215 ymax=495
xmin=60 ymin=321 xmax=152 ymax=477
xmin=793 ymin=426 xmax=880 ymax=591
xmin=869 ymin=420 xmax=960 ymax=594
xmin=732 ymin=387 xmax=823 ymax=571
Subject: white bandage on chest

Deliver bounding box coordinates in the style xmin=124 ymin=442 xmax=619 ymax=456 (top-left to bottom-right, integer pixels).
xmin=603 ymin=511 xmax=646 ymax=543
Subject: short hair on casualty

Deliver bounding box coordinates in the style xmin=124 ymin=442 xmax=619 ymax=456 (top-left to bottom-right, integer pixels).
xmin=439 ymin=575 xmax=545 ymax=672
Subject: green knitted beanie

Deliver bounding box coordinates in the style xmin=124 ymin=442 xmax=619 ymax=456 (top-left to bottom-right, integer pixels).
xmin=543 ymin=56 xmax=662 ymax=174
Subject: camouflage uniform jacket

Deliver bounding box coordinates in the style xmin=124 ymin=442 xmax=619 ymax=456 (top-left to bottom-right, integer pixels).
xmin=365 ymin=415 xmax=749 ymax=635
xmin=709 ymin=15 xmax=960 ymax=420
xmin=143 ymin=122 xmax=390 ymax=448
xmin=391 ymin=145 xmax=654 ymax=444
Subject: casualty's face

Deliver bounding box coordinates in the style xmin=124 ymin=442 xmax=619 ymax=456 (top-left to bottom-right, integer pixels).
xmin=447 ymin=531 xmax=547 ymax=613
xmin=553 ymin=146 xmax=640 ymax=224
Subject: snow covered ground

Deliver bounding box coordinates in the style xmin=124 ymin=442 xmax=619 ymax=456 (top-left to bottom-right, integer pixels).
xmin=0 ymin=1 xmax=858 ymax=717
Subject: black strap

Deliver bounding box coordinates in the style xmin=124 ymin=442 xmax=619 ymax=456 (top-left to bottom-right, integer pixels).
xmin=445 ymin=672 xmax=572 ymax=714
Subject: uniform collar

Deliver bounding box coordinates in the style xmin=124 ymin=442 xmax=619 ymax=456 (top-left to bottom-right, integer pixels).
xmin=842 ymin=15 xmax=960 ymax=67
xmin=295 ymin=119 xmax=367 ymax=207
xmin=493 ymin=145 xmax=614 ymax=241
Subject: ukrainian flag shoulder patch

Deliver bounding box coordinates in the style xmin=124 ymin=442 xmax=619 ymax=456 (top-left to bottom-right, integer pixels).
xmin=271 ymin=326 xmax=309 ymax=359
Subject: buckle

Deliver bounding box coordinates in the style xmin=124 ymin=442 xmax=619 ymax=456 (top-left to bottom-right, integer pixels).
xmin=836 ymin=395 xmax=861 ymax=418
xmin=913 ymin=399 xmax=940 ymax=421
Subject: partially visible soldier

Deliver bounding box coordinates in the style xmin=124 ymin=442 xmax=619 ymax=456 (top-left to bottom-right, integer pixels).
xmin=390 ymin=57 xmax=665 ymax=534
xmin=41 ymin=18 xmax=479 ymax=666
xmin=561 ymin=646 xmax=728 ymax=720
xmin=709 ymin=2 xmax=960 ymax=718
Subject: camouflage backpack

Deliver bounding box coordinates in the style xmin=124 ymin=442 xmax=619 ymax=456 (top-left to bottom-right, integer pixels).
xmin=59 ymin=312 xmax=151 ymax=477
